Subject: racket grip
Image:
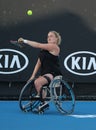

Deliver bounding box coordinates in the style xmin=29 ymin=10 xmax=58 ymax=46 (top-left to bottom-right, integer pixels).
xmin=10 ymin=40 xmax=23 ymax=48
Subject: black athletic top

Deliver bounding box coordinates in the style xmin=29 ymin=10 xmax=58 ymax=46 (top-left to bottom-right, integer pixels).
xmin=38 ymin=50 xmax=62 ymax=77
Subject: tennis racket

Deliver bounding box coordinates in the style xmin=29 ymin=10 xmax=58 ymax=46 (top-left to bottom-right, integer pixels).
xmin=10 ymin=40 xmax=23 ymax=48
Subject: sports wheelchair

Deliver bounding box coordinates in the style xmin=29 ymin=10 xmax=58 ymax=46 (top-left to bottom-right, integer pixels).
xmin=19 ymin=75 xmax=75 ymax=115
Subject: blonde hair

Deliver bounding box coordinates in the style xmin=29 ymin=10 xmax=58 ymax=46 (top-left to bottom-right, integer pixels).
xmin=50 ymin=31 xmax=61 ymax=45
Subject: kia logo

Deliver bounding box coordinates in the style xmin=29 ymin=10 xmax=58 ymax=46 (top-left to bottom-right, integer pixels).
xmin=64 ymin=51 xmax=96 ymax=76
xmin=0 ymin=49 xmax=29 ymax=74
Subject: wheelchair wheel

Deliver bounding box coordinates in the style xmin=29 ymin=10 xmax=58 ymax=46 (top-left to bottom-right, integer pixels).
xmin=50 ymin=79 xmax=75 ymax=115
xmin=19 ymin=80 xmax=41 ymax=112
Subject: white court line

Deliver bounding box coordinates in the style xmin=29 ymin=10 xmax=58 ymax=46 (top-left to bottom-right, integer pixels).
xmin=69 ymin=114 xmax=96 ymax=118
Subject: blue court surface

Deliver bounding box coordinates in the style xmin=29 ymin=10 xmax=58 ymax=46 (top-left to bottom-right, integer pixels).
xmin=0 ymin=101 xmax=96 ymax=130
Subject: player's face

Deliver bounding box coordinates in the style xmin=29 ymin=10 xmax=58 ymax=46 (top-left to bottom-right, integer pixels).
xmin=47 ymin=32 xmax=57 ymax=44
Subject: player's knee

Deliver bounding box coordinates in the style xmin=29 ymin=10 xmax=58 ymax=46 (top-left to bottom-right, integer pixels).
xmin=34 ymin=79 xmax=38 ymax=87
xmin=34 ymin=79 xmax=41 ymax=88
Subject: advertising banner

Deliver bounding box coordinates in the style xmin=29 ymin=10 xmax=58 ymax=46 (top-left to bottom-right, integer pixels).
xmin=0 ymin=0 xmax=96 ymax=82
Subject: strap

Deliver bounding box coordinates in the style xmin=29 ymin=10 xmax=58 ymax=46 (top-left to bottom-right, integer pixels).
xmin=43 ymin=75 xmax=51 ymax=85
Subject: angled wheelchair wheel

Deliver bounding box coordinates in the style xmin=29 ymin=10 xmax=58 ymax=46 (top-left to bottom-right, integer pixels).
xmin=50 ymin=78 xmax=75 ymax=115
xmin=19 ymin=79 xmax=41 ymax=112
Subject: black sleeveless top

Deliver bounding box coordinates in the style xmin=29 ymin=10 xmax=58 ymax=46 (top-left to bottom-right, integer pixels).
xmin=38 ymin=50 xmax=62 ymax=77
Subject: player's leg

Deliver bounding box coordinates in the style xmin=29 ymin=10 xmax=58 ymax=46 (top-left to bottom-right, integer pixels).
xmin=33 ymin=74 xmax=53 ymax=113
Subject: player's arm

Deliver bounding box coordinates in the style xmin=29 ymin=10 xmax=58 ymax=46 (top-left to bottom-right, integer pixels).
xmin=29 ymin=58 xmax=41 ymax=80
xmin=18 ymin=38 xmax=58 ymax=52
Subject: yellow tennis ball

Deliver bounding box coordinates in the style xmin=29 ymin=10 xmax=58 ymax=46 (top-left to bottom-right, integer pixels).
xmin=27 ymin=10 xmax=32 ymax=16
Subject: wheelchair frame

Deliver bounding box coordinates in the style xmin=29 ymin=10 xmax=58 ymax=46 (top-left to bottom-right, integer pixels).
xmin=19 ymin=75 xmax=75 ymax=115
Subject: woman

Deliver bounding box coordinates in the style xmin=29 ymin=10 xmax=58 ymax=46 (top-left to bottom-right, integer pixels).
xmin=18 ymin=31 xmax=62 ymax=113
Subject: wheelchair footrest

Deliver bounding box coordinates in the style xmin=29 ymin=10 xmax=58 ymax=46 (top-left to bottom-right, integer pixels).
xmin=33 ymin=102 xmax=49 ymax=114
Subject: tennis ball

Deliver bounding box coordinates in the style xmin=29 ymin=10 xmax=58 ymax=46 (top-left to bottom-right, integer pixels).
xmin=27 ymin=10 xmax=32 ymax=16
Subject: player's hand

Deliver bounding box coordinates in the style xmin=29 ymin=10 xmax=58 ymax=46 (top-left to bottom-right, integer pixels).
xmin=18 ymin=38 xmax=24 ymax=43
xmin=27 ymin=75 xmax=35 ymax=82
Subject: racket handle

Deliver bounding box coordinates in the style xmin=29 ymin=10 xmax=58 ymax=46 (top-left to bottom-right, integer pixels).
xmin=10 ymin=40 xmax=23 ymax=48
